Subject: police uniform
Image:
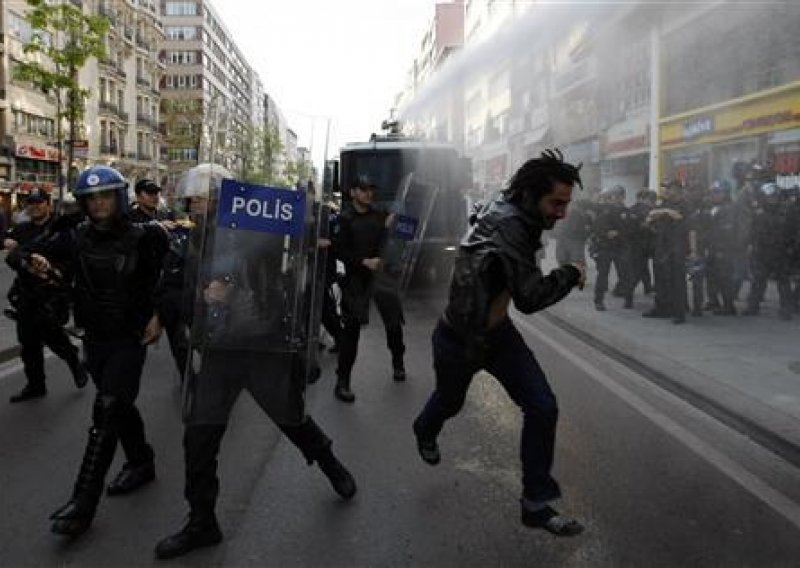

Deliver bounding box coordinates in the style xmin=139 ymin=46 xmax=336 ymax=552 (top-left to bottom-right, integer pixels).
xmin=333 ymin=196 xmax=406 ymax=401
xmin=155 ymin=164 xmax=356 ymax=560
xmin=644 ymin=187 xmax=689 ymax=323
xmin=589 ymin=189 xmax=633 ymax=310
xmin=5 ymin=190 xmax=86 ymax=402
xmin=30 ymin=167 xmax=170 ymax=538
xmin=744 ymin=183 xmax=793 ymax=319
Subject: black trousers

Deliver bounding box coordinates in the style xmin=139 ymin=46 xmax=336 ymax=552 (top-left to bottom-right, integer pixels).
xmin=594 ymin=249 xmax=632 ymax=303
xmin=707 ymin=252 xmax=736 ymax=311
xmin=158 ymin=300 xmax=189 ymax=378
xmin=16 ymin=312 xmax=79 ymax=389
xmin=183 ymin=417 xmax=332 ymax=515
xmin=415 ymin=319 xmax=561 ymax=503
xmin=628 ymin=245 xmax=653 ymax=294
xmin=652 ymin=255 xmax=687 ymax=319
xmin=747 ymin=257 xmax=792 ymax=316
xmin=337 ymin=288 xmax=405 ymax=380
xmin=84 ymin=335 xmax=153 ymax=466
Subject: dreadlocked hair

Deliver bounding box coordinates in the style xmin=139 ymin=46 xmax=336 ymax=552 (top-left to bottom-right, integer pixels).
xmin=503 ymin=148 xmax=583 ymax=207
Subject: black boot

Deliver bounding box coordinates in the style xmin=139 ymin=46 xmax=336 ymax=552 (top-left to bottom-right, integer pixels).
xmin=51 ymin=396 xmax=118 ymax=537
xmin=107 ymin=461 xmax=155 ymax=496
xmin=280 ymin=417 xmax=357 ymax=500
xmin=9 ymin=384 xmax=47 ymax=403
xmin=68 ymin=358 xmax=89 ymax=389
xmin=316 ymin=447 xmax=357 ymax=500
xmin=155 ymin=511 xmax=222 ymax=560
xmin=334 ymin=375 xmax=355 ymax=403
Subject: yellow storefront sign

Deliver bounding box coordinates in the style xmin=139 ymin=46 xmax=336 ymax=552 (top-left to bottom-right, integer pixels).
xmin=660 ymin=82 xmax=800 ymax=150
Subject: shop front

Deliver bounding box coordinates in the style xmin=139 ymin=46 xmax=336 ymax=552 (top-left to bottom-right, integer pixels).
xmin=14 ymin=142 xmax=61 ymax=184
xmin=600 ymin=114 xmax=650 ymax=202
xmin=660 ymin=82 xmax=800 ymax=192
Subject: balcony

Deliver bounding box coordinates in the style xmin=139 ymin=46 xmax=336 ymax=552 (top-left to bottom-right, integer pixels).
xmin=99 ymin=100 xmax=119 ymax=115
xmin=100 ymin=143 xmax=119 ymax=156
xmin=98 ymin=4 xmax=116 ymax=26
xmin=136 ymin=113 xmax=158 ymax=130
xmin=123 ymin=26 xmax=134 ymax=43
xmin=136 ymin=75 xmax=152 ymax=89
xmin=118 ymin=110 xmax=129 ymax=123
xmin=135 ymin=35 xmax=151 ymax=52
xmin=99 ymin=59 xmax=126 ymax=80
xmin=138 ymin=153 xmax=153 ymax=162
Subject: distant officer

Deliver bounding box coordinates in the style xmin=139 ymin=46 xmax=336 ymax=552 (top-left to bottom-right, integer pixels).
xmin=332 ymin=175 xmax=406 ymax=402
xmin=129 ymin=178 xmax=172 ymax=223
xmin=705 ymin=181 xmax=738 ymax=315
xmin=589 ymin=185 xmax=632 ymax=310
xmin=743 ymin=182 xmax=793 ymax=319
xmin=686 ymin=186 xmax=711 ymax=317
xmin=643 ymin=181 xmax=689 ymax=324
xmin=130 ymin=178 xmax=189 ymax=378
xmin=20 ymin=166 xmax=169 ymax=537
xmin=627 ymin=189 xmax=656 ymax=296
xmin=4 ymin=188 xmax=88 ymax=403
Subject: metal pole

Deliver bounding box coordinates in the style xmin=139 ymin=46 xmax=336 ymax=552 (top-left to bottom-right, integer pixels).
xmin=56 ymin=89 xmax=64 ymax=204
xmin=648 ymin=25 xmax=660 ymax=189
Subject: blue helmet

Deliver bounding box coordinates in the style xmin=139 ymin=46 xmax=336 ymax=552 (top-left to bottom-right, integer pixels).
xmin=74 ymin=165 xmax=130 ymax=216
xmin=710 ymin=179 xmax=732 ymax=195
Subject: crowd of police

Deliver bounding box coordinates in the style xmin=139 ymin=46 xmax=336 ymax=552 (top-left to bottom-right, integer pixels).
xmin=552 ymin=163 xmax=800 ymax=323
xmin=2 ymin=164 xmax=384 ymax=558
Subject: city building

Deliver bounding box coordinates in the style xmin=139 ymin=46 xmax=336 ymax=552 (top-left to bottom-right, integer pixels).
xmin=1 ymin=0 xmax=64 ymax=205
xmin=85 ymin=0 xmax=166 ymax=184
xmin=159 ymin=0 xmax=263 ymax=188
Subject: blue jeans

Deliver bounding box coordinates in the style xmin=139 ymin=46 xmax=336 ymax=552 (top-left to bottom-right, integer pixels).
xmin=415 ymin=318 xmax=561 ymax=503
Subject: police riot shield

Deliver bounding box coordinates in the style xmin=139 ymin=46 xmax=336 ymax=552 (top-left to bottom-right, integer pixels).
xmin=376 ymin=165 xmax=441 ymax=296
xmin=180 ymin=169 xmax=309 ymax=426
xmin=302 ymin=193 xmax=331 ymax=383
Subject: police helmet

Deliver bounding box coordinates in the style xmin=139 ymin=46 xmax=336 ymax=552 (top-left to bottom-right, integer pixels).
xmin=354 ymin=174 xmax=378 ymax=191
xmin=175 ymin=163 xmax=234 ymax=199
xmin=710 ymin=179 xmax=732 ymax=195
xmin=134 ymin=178 xmax=161 ymax=195
xmin=759 ymin=182 xmax=779 ymax=197
xmin=74 ymin=165 xmax=130 ymax=215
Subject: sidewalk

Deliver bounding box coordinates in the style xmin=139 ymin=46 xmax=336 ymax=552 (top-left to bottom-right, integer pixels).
xmin=540 ymin=244 xmax=800 ymax=453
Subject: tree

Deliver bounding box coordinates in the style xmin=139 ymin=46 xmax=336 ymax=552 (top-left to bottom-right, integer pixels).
xmin=161 ymin=98 xmax=204 ymax=166
xmin=241 ymin=124 xmax=285 ymax=186
xmin=12 ymin=0 xmax=109 ymax=199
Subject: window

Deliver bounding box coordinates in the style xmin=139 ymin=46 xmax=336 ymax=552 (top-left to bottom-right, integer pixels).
xmin=168 ymin=50 xmax=196 ymax=64
xmin=165 ymin=1 xmax=197 ymax=16
xmin=166 ymin=26 xmax=197 ymax=40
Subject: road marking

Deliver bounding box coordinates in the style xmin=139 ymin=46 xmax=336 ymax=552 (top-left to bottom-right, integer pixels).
xmin=515 ymin=315 xmax=800 ymax=532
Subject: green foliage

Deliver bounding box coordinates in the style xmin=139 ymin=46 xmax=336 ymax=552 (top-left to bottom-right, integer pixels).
xmin=12 ymin=0 xmax=110 ymax=123
xmin=241 ymin=124 xmax=285 ymax=186
xmin=161 ymin=98 xmax=204 ymax=162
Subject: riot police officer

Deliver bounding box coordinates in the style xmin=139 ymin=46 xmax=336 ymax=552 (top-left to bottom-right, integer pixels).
xmin=705 ymin=181 xmax=738 ymax=315
xmin=589 ymin=185 xmax=633 ymax=310
xmin=743 ymin=182 xmax=793 ymax=319
xmin=129 ymin=178 xmax=189 ymax=378
xmin=129 ymin=178 xmax=172 ymax=222
xmin=643 ymin=181 xmax=689 ymax=324
xmin=155 ymin=165 xmax=356 ymax=560
xmin=332 ymin=175 xmax=406 ymax=402
xmin=627 ymin=189 xmax=656 ymax=296
xmin=21 ymin=166 xmax=169 ymax=537
xmin=4 ymin=188 xmax=88 ymax=402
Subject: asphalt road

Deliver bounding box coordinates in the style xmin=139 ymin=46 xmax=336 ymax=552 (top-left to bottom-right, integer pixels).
xmin=1 ymin=297 xmax=799 ymax=567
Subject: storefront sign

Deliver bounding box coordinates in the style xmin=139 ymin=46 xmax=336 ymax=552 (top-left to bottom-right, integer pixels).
xmin=70 ymin=140 xmax=89 ymax=159
xmin=603 ymin=115 xmax=649 ymax=158
xmin=661 ymin=84 xmax=800 ymax=149
xmin=682 ymin=117 xmax=714 ymax=140
xmin=16 ymin=144 xmax=60 ymax=162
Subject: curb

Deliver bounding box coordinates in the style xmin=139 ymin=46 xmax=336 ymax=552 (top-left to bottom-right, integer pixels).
xmin=0 ymin=346 xmax=20 ymax=365
xmin=542 ymin=308 xmax=800 ymax=470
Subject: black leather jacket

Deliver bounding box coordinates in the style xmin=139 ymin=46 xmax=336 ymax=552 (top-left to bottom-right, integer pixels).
xmin=444 ymin=198 xmax=580 ymax=338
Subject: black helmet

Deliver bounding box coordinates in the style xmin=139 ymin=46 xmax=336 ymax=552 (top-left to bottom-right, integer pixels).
xmin=134 ymin=178 xmax=161 ymax=195
xmin=355 ymin=174 xmax=377 ymax=190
